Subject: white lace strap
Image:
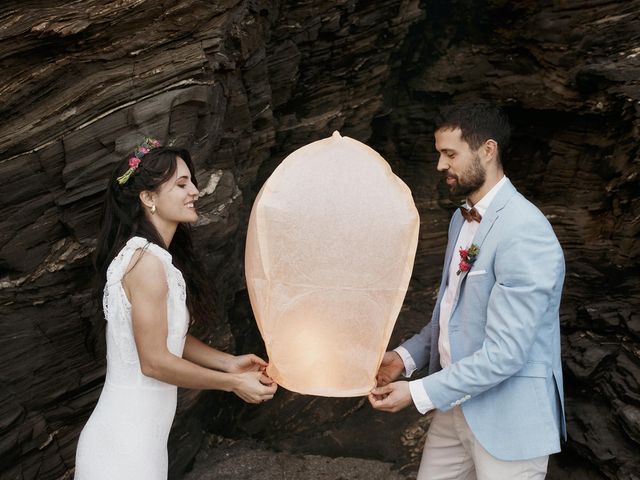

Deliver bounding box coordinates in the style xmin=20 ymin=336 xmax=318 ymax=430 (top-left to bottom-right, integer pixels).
xmin=106 ymin=236 xmax=173 ymax=287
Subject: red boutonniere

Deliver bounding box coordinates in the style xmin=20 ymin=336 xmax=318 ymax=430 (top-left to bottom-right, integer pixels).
xmin=457 ymin=244 xmax=479 ymax=275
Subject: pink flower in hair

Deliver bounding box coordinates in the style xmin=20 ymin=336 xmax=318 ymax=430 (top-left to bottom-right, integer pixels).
xmin=116 ymin=137 xmax=161 ymax=185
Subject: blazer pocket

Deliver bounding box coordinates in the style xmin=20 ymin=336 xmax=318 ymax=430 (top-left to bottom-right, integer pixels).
xmin=514 ymin=362 xmax=549 ymax=378
xmin=467 ymin=269 xmax=487 ymax=277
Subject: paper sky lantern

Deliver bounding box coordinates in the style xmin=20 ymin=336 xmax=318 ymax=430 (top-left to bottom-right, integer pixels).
xmin=245 ymin=131 xmax=419 ymax=397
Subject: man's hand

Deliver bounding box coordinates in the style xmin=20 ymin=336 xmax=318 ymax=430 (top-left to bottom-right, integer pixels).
xmin=376 ymin=351 xmax=405 ymax=386
xmin=368 ymin=381 xmax=412 ymax=412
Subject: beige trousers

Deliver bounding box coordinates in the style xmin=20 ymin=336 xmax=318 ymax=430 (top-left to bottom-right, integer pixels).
xmin=417 ymin=407 xmax=549 ymax=480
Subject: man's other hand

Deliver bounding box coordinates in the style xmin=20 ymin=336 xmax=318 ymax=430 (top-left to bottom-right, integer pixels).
xmin=368 ymin=381 xmax=412 ymax=413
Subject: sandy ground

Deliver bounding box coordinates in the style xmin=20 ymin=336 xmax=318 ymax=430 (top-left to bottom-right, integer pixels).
xmin=182 ymin=436 xmax=408 ymax=480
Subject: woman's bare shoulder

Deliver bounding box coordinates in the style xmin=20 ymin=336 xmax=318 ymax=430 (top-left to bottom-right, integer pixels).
xmin=122 ymin=248 xmax=168 ymax=297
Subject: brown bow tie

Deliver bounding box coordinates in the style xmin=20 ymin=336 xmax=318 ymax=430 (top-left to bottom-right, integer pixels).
xmin=460 ymin=206 xmax=482 ymax=223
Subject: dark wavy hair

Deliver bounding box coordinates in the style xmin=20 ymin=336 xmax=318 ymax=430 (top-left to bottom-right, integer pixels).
xmin=436 ymin=103 xmax=511 ymax=163
xmin=94 ymin=146 xmax=214 ymax=330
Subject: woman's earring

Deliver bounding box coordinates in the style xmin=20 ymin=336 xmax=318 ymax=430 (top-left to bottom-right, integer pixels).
xmin=151 ymin=205 xmax=156 ymax=214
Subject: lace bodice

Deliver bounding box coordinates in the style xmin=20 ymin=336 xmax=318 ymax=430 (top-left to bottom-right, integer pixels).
xmin=102 ymin=236 xmax=189 ymax=388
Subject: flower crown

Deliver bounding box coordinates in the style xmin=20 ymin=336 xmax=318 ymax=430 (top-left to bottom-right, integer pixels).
xmin=116 ymin=137 xmax=162 ymax=185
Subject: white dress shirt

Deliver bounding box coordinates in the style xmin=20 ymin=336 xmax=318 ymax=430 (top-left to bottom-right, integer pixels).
xmin=395 ymin=176 xmax=508 ymax=413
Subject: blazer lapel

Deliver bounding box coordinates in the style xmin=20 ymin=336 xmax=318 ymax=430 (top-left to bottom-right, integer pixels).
xmin=441 ymin=211 xmax=465 ymax=293
xmin=454 ymin=179 xmax=518 ymax=295
xmin=470 ymin=178 xmax=517 ymax=250
xmin=430 ymin=211 xmax=465 ymax=348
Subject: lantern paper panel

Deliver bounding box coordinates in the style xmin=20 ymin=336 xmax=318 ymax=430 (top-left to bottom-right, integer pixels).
xmin=245 ymin=131 xmax=419 ymax=397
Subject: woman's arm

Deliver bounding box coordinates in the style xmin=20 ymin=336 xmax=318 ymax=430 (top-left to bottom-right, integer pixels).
xmin=183 ymin=335 xmax=269 ymax=374
xmin=182 ymin=335 xmax=235 ymax=371
xmin=123 ymin=251 xmax=276 ymax=403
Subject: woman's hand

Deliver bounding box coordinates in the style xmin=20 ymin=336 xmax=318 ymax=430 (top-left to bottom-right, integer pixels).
xmin=232 ymin=370 xmax=278 ymax=404
xmin=227 ymin=354 xmax=268 ymax=374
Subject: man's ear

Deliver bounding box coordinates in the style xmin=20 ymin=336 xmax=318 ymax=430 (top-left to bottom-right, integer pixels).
xmin=139 ymin=190 xmax=155 ymax=209
xmin=482 ymin=139 xmax=499 ymax=163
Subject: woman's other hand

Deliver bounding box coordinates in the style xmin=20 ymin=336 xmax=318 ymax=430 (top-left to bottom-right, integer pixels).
xmin=232 ymin=370 xmax=278 ymax=404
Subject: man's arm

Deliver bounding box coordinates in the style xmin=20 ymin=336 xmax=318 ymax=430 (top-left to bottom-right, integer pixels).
xmin=370 ymin=212 xmax=460 ymax=413
xmin=370 ymin=322 xmax=435 ymax=413
xmin=397 ymin=210 xmax=461 ymax=372
xmin=421 ymin=217 xmax=564 ymax=411
xmin=396 ymin=321 xmax=433 ymax=374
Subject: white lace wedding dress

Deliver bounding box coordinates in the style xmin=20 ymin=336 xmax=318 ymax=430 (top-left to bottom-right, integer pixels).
xmin=75 ymin=237 xmax=189 ymax=480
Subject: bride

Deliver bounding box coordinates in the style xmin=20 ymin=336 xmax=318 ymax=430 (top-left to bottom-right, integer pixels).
xmin=74 ymin=139 xmax=277 ymax=479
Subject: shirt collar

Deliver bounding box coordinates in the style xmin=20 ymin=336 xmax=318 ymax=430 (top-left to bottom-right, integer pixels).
xmin=464 ymin=175 xmax=507 ymax=217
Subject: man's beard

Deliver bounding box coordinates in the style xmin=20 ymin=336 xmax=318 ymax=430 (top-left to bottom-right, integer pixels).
xmin=445 ymin=153 xmax=486 ymax=197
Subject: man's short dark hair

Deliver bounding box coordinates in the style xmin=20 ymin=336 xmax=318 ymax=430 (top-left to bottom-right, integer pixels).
xmin=436 ymin=103 xmax=511 ymax=161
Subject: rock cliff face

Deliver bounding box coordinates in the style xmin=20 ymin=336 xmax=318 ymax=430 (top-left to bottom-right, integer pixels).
xmin=0 ymin=1 xmax=638 ymax=479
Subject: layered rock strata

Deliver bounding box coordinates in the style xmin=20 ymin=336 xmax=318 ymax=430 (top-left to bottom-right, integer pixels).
xmin=0 ymin=1 xmax=638 ymax=479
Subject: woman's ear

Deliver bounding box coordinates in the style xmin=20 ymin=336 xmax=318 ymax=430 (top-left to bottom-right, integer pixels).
xmin=139 ymin=190 xmax=155 ymax=209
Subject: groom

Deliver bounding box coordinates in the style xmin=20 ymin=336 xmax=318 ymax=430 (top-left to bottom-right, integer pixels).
xmin=369 ymin=103 xmax=565 ymax=479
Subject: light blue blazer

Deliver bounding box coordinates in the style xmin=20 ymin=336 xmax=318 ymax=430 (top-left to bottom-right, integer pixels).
xmin=401 ymin=178 xmax=566 ymax=461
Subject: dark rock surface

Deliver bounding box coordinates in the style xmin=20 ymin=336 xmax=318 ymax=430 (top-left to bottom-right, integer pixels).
xmin=0 ymin=1 xmax=638 ymax=479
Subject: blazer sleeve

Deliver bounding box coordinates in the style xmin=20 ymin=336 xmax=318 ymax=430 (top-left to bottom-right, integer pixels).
xmin=419 ymin=215 xmax=565 ymax=411
xmin=398 ymin=210 xmax=462 ymax=371
xmin=399 ymin=318 xmax=433 ymax=372
xmin=401 ymin=210 xmax=462 ymax=370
